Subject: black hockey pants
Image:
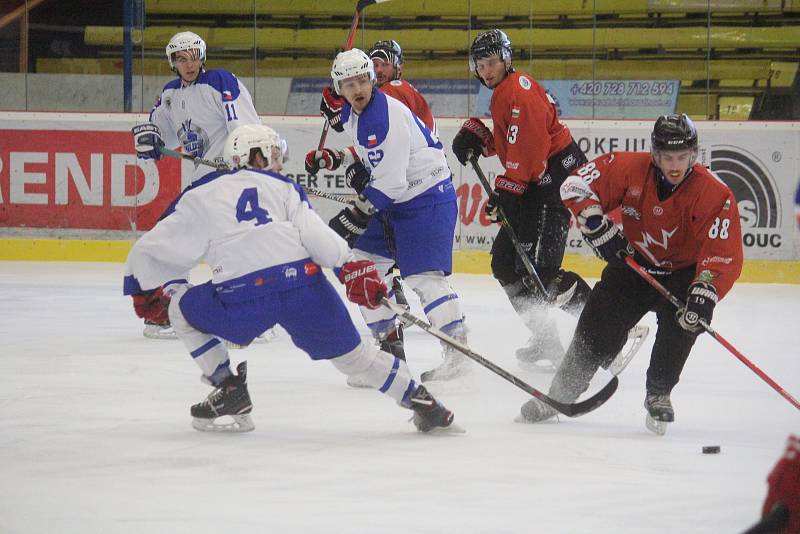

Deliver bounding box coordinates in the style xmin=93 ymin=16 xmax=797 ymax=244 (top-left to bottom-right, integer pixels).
xmin=490 ymin=140 xmax=590 ymax=313
xmin=554 ymin=260 xmax=700 ymax=400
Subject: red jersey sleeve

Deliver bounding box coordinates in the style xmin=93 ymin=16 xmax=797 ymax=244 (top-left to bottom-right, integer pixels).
xmin=561 ymin=152 xmax=630 ymax=226
xmin=691 ymin=184 xmax=743 ymax=299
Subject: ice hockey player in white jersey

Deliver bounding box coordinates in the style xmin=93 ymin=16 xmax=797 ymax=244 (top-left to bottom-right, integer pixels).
xmin=131 ymin=30 xmax=263 ymax=341
xmin=123 ymin=123 xmax=458 ymax=433
xmin=317 ymin=48 xmax=470 ymax=382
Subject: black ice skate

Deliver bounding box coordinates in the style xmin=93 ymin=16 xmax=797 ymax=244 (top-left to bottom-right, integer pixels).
xmin=644 ymin=392 xmax=673 ymax=436
xmin=191 ymin=361 xmax=254 ymax=432
xmin=408 ymin=385 xmax=463 ymax=433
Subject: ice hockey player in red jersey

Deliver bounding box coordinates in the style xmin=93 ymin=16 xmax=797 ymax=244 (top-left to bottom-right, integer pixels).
xmin=451 ymin=29 xmax=593 ymax=372
xmin=518 ymin=114 xmax=743 ymax=434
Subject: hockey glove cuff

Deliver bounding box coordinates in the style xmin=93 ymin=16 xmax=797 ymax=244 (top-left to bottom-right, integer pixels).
xmin=338 ymin=259 xmax=387 ymax=309
xmin=485 ymin=176 xmax=526 ymax=223
xmin=677 ymin=281 xmax=717 ymax=333
xmin=320 ymin=86 xmax=346 ymax=133
xmin=329 ymin=206 xmax=370 ymax=248
xmin=132 ymin=123 xmax=165 ymax=160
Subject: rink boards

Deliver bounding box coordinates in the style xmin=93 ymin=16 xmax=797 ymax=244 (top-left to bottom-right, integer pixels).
xmin=1 ymin=112 xmax=798 ymax=282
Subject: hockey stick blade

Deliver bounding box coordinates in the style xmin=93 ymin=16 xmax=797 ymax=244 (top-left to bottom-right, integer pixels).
xmin=356 ymin=0 xmax=391 ymax=11
xmin=380 ymin=298 xmax=618 ymax=417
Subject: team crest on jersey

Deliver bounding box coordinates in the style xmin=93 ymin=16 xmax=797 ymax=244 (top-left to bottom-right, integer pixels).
xmin=519 ymin=76 xmax=531 ymax=90
xmin=178 ymin=119 xmax=210 ymax=159
xmin=634 ymin=226 xmax=677 ymax=266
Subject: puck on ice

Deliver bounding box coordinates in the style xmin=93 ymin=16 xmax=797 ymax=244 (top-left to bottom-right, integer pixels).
xmin=702 ymin=446 xmax=721 ymax=454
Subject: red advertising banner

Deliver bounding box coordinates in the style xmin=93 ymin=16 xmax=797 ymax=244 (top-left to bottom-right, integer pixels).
xmin=0 ymin=129 xmax=182 ymax=231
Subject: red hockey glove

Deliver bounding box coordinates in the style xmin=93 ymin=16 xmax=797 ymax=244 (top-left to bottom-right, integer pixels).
xmin=761 ymin=435 xmax=800 ymax=534
xmin=132 ymin=287 xmax=171 ymax=325
xmin=304 ymin=148 xmax=344 ymax=175
xmin=320 ymin=86 xmax=346 ymax=133
xmin=485 ymin=176 xmax=526 ymax=223
xmin=452 ymin=118 xmax=496 ymax=165
xmin=338 ymin=259 xmax=387 ymax=309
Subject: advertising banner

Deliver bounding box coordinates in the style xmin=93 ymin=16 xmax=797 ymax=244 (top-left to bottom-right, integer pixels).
xmin=475 ymin=80 xmax=680 ymax=119
xmin=1 ymin=113 xmax=797 ymax=261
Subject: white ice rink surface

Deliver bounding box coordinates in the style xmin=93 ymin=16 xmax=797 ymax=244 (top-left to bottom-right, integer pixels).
xmin=1 ymin=261 xmax=797 ymax=534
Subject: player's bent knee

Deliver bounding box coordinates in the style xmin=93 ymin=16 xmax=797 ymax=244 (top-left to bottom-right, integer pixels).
xmin=168 ymin=285 xmax=194 ymax=335
xmin=331 ymin=341 xmax=414 ymax=402
xmin=405 ymin=272 xmax=465 ymax=333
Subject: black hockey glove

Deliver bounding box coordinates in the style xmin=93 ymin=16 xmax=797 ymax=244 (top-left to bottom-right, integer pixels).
xmin=345 ymin=161 xmax=371 ymax=194
xmin=452 ymin=118 xmax=495 ymax=166
xmin=485 ymin=176 xmax=526 ymax=223
xmin=329 ymin=206 xmax=370 ymax=248
xmin=132 ymin=123 xmax=165 ymax=160
xmin=320 ymin=86 xmax=345 ymax=133
xmin=677 ymin=281 xmax=717 ymax=334
xmin=582 ymin=214 xmax=634 ymax=265
xmin=304 ymin=148 xmax=344 ymax=175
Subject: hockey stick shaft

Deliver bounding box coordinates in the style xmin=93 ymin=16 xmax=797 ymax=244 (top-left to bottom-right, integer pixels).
xmin=380 ymin=298 xmax=618 ymax=417
xmin=624 ymin=256 xmax=800 ymax=411
xmin=159 ymin=147 xmax=355 ymax=205
xmin=160 ymin=146 xmax=228 ymax=170
xmin=315 ymin=0 xmax=390 ymax=150
xmin=469 ymin=155 xmax=551 ymax=300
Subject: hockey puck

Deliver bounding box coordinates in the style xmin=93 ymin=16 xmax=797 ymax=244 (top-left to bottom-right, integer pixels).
xmin=702 ymin=446 xmax=721 ymax=454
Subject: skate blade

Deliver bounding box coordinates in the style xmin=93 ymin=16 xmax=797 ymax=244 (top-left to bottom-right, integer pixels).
xmin=192 ymin=414 xmax=254 ymax=433
xmin=410 ymin=417 xmax=466 ymax=434
xmin=143 ymin=329 xmax=177 ymax=340
xmin=514 ymin=413 xmax=559 ymax=424
xmin=645 ymin=414 xmax=667 ymax=436
xmin=607 ymin=325 xmax=650 ymax=376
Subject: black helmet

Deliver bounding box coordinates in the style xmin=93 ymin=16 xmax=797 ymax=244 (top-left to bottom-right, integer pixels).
xmin=369 ymin=39 xmax=403 ymax=67
xmin=651 ymin=114 xmax=698 ymax=152
xmin=469 ymin=29 xmax=513 ymax=83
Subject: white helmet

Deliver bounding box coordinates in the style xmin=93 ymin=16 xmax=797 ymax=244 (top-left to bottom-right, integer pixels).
xmin=331 ymin=48 xmax=375 ymax=93
xmin=223 ymin=124 xmax=284 ymax=169
xmin=166 ymin=31 xmax=207 ymax=69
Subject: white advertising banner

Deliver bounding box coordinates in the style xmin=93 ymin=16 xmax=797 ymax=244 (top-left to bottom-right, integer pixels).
xmin=272 ymin=117 xmax=800 ymax=262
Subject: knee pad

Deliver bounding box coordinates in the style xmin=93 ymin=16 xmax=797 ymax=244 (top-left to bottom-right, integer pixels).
xmin=167 ymin=284 xmax=193 ymax=335
xmin=331 ymin=341 xmax=415 ymax=404
xmin=405 ymin=271 xmax=465 ymax=337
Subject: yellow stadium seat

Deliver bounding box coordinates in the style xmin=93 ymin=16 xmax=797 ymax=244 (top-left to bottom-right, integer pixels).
xmin=676 ymin=93 xmax=718 ymax=119
xmin=718 ymin=96 xmax=754 ymax=120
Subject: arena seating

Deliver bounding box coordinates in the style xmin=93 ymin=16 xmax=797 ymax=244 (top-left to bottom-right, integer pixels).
xmin=37 ymin=0 xmax=800 ymax=119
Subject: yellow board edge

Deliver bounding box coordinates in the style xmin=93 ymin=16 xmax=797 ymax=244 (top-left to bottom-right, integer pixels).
xmin=1 ymin=239 xmax=799 ymax=284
